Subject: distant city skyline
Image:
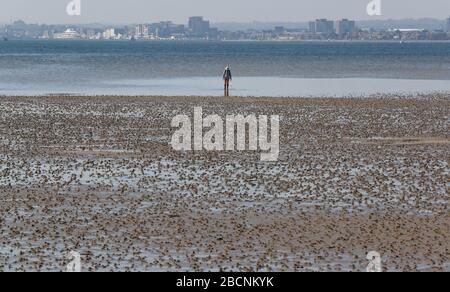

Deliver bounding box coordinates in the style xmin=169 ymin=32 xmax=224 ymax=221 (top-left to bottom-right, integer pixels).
xmin=3 ymin=15 xmax=449 ymax=41
xmin=1 ymin=0 xmax=450 ymax=24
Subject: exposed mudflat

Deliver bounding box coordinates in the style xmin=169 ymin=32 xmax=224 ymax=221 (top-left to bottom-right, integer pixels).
xmin=0 ymin=95 xmax=449 ymax=272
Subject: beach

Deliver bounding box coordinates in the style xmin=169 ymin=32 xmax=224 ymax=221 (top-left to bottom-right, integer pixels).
xmin=0 ymin=94 xmax=449 ymax=272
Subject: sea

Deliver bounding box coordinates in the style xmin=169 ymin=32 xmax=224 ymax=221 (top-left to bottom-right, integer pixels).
xmin=0 ymin=40 xmax=450 ymax=97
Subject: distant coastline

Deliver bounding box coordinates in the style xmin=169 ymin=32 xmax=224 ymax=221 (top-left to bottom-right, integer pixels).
xmin=2 ymin=38 xmax=450 ymax=43
xmin=2 ymin=17 xmax=450 ymax=41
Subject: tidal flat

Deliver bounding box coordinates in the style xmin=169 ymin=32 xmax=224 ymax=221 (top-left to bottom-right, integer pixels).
xmin=0 ymin=95 xmax=448 ymax=272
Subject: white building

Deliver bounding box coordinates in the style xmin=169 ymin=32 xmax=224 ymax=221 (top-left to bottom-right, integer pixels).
xmin=103 ymin=28 xmax=116 ymax=39
xmin=53 ymin=29 xmax=80 ymax=39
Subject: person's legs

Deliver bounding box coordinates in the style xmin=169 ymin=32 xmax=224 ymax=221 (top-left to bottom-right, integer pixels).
xmin=224 ymin=79 xmax=229 ymax=96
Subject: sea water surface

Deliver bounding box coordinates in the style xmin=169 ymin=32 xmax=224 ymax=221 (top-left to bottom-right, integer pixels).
xmin=0 ymin=40 xmax=450 ymax=96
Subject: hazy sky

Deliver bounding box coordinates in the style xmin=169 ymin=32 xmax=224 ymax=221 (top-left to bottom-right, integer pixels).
xmin=1 ymin=0 xmax=449 ymax=24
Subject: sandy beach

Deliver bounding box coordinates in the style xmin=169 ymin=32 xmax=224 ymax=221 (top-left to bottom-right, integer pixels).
xmin=0 ymin=94 xmax=449 ymax=272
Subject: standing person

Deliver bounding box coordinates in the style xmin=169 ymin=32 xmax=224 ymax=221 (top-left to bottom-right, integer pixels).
xmin=223 ymin=66 xmax=232 ymax=96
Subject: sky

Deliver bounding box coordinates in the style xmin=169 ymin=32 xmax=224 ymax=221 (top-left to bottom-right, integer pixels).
xmin=0 ymin=0 xmax=449 ymax=24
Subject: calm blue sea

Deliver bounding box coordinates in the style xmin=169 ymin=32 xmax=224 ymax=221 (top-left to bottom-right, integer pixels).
xmin=0 ymin=40 xmax=450 ymax=96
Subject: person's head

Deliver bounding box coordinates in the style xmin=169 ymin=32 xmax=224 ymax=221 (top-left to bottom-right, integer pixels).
xmin=225 ymin=66 xmax=230 ymax=70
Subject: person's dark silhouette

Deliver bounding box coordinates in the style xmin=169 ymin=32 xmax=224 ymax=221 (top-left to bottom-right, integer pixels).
xmin=223 ymin=66 xmax=232 ymax=96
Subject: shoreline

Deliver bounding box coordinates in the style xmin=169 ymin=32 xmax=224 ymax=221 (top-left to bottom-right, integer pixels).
xmin=2 ymin=78 xmax=450 ymax=98
xmin=1 ymin=92 xmax=449 ymax=99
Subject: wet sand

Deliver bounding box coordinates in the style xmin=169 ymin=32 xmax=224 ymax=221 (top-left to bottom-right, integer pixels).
xmin=0 ymin=95 xmax=449 ymax=272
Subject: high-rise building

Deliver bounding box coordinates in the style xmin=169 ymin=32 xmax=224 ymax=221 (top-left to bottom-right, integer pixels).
xmin=135 ymin=25 xmax=142 ymax=38
xmin=335 ymin=19 xmax=356 ymax=35
xmin=309 ymin=19 xmax=334 ymax=35
xmin=135 ymin=24 xmax=149 ymax=39
xmin=309 ymin=21 xmax=316 ymax=33
xmin=274 ymin=26 xmax=285 ymax=34
xmin=142 ymin=25 xmax=149 ymax=38
xmin=155 ymin=22 xmax=171 ymax=38
xmin=188 ymin=16 xmax=210 ymax=36
xmin=446 ymin=17 xmax=450 ymax=32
